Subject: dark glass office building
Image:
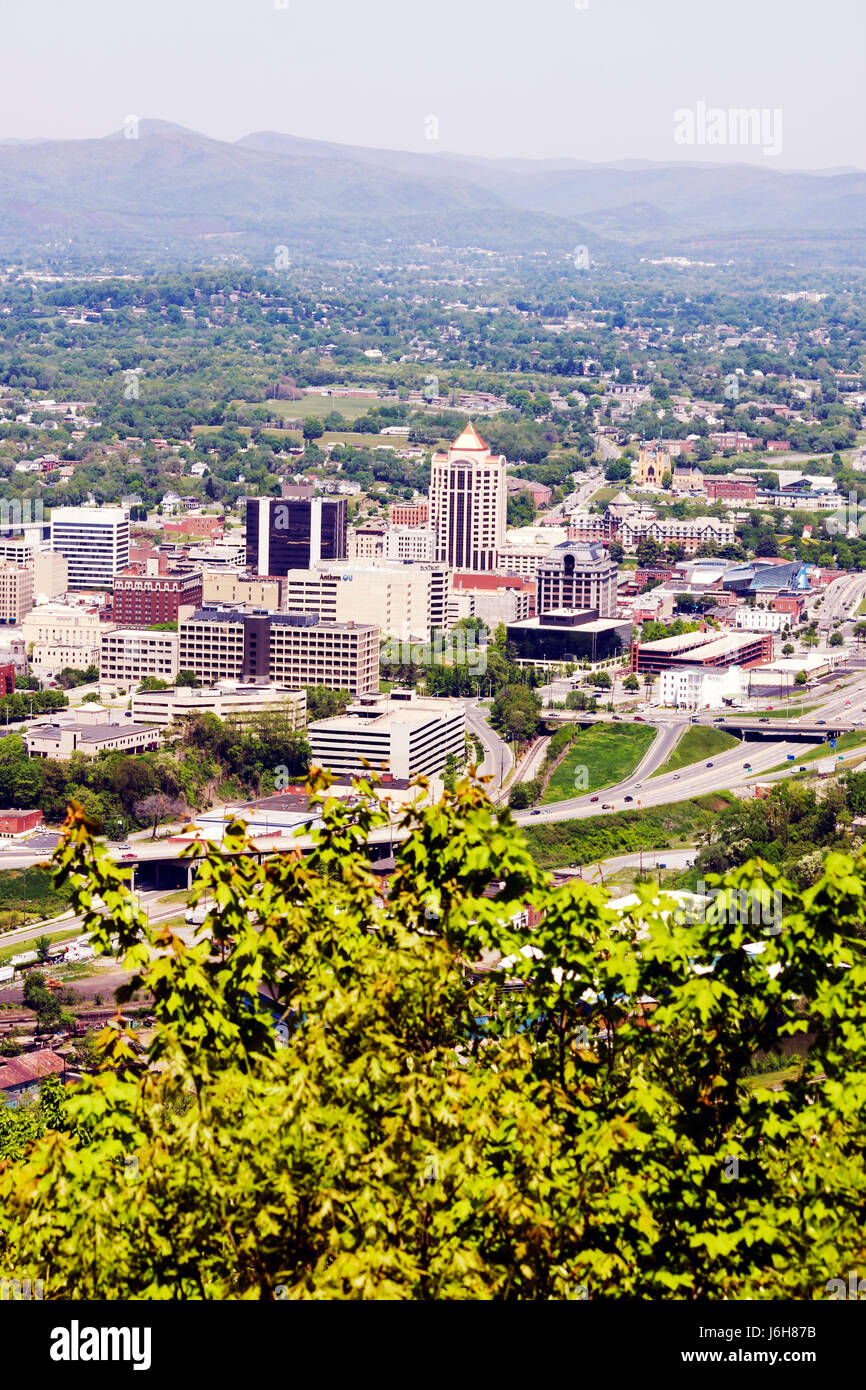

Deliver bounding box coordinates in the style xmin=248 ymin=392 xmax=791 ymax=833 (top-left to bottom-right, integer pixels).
xmin=507 ymin=610 xmax=634 ymax=666
xmin=246 ymin=498 xmax=347 ymax=576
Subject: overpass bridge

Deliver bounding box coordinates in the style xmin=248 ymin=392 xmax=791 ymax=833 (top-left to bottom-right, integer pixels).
xmin=716 ymin=719 xmax=852 ymax=741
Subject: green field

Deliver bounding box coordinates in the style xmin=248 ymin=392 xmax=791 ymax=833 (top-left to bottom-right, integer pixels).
xmin=651 ymin=725 xmax=740 ymax=778
xmin=321 ymin=431 xmax=401 ymax=448
xmin=540 ymin=724 xmax=656 ymax=804
xmin=259 ymin=396 xmax=381 ymax=422
xmin=192 ymin=424 xmax=302 ymax=444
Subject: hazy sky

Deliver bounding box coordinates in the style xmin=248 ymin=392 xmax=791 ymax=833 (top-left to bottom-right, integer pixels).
xmin=3 ymin=0 xmax=863 ymax=168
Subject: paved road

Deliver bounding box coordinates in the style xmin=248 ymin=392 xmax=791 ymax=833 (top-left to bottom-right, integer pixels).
xmin=463 ymin=699 xmax=512 ymax=789
xmin=557 ymin=848 xmax=697 ymax=881
xmin=814 ymin=571 xmax=866 ymax=625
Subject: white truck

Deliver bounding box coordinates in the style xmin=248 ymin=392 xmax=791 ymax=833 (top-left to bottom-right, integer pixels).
xmin=0 ymin=965 xmax=14 ymax=985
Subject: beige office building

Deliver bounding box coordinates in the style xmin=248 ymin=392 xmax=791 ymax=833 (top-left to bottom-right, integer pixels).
xmin=282 ymin=563 xmax=432 ymax=643
xmin=33 ymin=551 xmax=68 ymax=599
xmin=348 ymin=525 xmax=386 ymax=560
xmin=99 ymin=628 xmax=179 ymax=685
xmin=308 ymin=690 xmax=465 ymax=780
xmin=179 ymin=609 xmax=379 ymax=695
xmin=131 ymin=683 xmax=306 ymax=728
xmin=24 ymin=704 xmax=161 ymax=760
xmin=202 ymin=572 xmax=285 ymax=609
xmin=0 ymin=541 xmax=67 ymax=600
xmin=22 ymin=603 xmax=105 ymax=676
xmin=429 ymin=423 xmax=507 ymax=572
xmin=0 ymin=563 xmax=34 ymax=624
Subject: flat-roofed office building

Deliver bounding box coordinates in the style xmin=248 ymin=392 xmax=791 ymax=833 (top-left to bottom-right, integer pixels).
xmin=308 ymin=689 xmax=465 ymax=780
xmin=178 ymin=608 xmax=378 ymax=695
xmin=99 ymin=628 xmax=179 ymax=685
xmin=50 ymin=507 xmax=129 ymax=589
xmin=131 ymin=682 xmax=306 ymax=728
xmin=246 ymin=498 xmax=347 ymax=576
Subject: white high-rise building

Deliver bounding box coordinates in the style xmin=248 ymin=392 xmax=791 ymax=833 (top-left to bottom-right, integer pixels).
xmin=429 ymin=423 xmax=507 ymax=572
xmin=50 ymin=507 xmax=129 ymax=589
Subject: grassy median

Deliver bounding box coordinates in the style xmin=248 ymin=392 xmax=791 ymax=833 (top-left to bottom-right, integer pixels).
xmin=540 ymin=723 xmax=656 ymax=804
xmin=650 ymin=725 xmax=740 ymax=778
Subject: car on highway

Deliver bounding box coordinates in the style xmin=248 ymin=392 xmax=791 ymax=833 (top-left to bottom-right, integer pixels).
xmin=602 ymin=803 xmax=614 ymax=810
xmin=122 ymin=852 xmax=136 ymax=859
xmin=612 ymin=715 xmax=622 ymax=721
xmin=673 ymin=774 xmax=681 ymax=780
xmin=706 ymin=762 xmax=714 ymax=768
xmin=744 ymin=762 xmax=752 ymax=770
xmin=817 ymin=719 xmax=826 ymax=725
xmin=634 ymin=782 xmax=641 ymax=789
xmin=624 ymin=795 xmax=634 ymax=802
xmin=633 ymin=715 xmax=644 ymax=722
xmin=590 ymin=795 xmax=599 ymax=802
xmin=530 ymin=809 xmax=541 ymax=816
xmin=845 ymin=700 xmax=852 ymax=707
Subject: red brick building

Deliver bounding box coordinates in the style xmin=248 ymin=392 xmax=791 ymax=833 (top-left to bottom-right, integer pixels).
xmin=0 ymin=662 xmax=14 ymax=697
xmin=771 ymin=594 xmax=805 ymax=617
xmin=0 ymin=808 xmax=42 ymax=837
xmin=388 ymin=502 xmax=429 ymax=527
xmin=163 ymin=515 xmax=224 ymax=540
xmin=113 ymin=570 xmax=203 ymax=627
xmin=704 ymin=477 xmax=757 ymax=503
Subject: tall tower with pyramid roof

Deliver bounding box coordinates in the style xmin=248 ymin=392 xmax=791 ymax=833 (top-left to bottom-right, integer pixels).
xmin=429 ymin=423 xmax=507 ymax=572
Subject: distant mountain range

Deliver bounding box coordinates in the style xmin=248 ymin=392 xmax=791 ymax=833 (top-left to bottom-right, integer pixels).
xmin=0 ymin=120 xmax=863 ymax=268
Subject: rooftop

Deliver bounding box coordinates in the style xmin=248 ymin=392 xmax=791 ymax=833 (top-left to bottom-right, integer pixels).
xmin=0 ymin=1050 xmax=67 ymax=1090
xmin=28 ymin=721 xmax=154 ymax=742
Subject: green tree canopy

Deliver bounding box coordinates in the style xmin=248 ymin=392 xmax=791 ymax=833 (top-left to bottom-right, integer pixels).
xmin=0 ymin=787 xmax=864 ymax=1298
